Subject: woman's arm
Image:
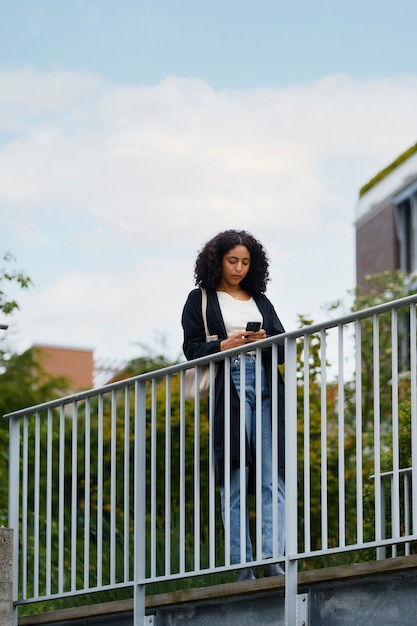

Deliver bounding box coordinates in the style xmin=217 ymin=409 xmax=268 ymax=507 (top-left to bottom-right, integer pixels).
xmin=256 ymin=294 xmax=285 ymax=363
xmin=181 ymin=289 xmax=222 ymax=361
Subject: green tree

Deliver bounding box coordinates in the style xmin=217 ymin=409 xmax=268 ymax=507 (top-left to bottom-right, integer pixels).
xmin=329 ymin=270 xmax=417 ymax=559
xmin=351 ymin=271 xmax=416 ymax=432
xmin=296 ymin=271 xmax=417 ymax=569
xmin=295 ymin=315 xmax=343 ymax=562
xmin=0 ymin=253 xmax=69 ymax=525
xmin=0 ymin=252 xmax=32 ymax=316
xmin=122 ymin=349 xmax=225 ymax=587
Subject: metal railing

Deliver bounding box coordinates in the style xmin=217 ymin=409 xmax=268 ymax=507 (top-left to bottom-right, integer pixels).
xmin=373 ymin=467 xmax=413 ymax=560
xmin=5 ymin=294 xmax=417 ymax=625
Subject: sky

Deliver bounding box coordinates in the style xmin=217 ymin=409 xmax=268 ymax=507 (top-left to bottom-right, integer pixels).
xmin=2 ymin=0 xmax=417 ymax=377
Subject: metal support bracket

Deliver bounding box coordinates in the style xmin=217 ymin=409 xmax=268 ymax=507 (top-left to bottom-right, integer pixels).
xmin=296 ymin=593 xmax=309 ymax=626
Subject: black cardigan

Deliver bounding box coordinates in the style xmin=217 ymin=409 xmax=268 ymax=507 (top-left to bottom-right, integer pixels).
xmin=181 ymin=288 xmax=285 ymax=486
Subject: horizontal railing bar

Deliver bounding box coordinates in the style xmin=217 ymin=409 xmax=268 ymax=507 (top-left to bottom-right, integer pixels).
xmin=290 ymin=534 xmax=417 ymax=561
xmin=282 ymin=292 xmax=417 ymax=338
xmin=3 ymin=340 xmax=283 ymax=419
xmin=371 ymin=467 xmax=412 ymax=479
xmin=14 ymin=580 xmax=135 ymax=606
xmin=14 ymin=553 xmax=288 ymax=607
xmin=6 ymin=293 xmax=417 ymax=420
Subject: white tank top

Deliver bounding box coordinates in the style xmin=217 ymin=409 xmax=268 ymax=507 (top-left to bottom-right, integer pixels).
xmin=216 ymin=292 xmax=263 ymax=337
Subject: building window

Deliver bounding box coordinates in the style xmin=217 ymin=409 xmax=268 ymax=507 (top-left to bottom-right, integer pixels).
xmin=395 ymin=191 xmax=417 ymax=273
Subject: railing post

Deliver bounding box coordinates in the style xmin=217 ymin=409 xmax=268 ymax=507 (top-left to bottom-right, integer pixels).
xmin=133 ymin=380 xmax=147 ymax=626
xmin=8 ymin=417 xmax=20 ymax=626
xmin=376 ymin=477 xmax=386 ymax=560
xmin=285 ymin=336 xmax=298 ymax=625
xmin=410 ymin=304 xmax=417 ymax=535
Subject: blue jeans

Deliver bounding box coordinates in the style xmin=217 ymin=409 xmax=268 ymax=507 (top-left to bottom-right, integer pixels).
xmin=220 ymin=354 xmax=285 ymax=564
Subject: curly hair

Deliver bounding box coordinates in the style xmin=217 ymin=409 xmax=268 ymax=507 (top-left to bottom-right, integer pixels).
xmin=194 ymin=229 xmax=270 ymax=294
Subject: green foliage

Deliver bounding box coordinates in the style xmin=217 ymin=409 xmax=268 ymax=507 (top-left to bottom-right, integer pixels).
xmin=0 ymin=251 xmax=32 ymax=315
xmin=9 ymin=265 xmax=417 ymax=615
xmin=122 ymin=352 xmax=177 ymax=377
xmin=294 ymin=315 xmax=345 ymax=561
xmin=359 ymin=142 xmax=417 ymax=198
xmin=297 ymin=271 xmax=417 ymax=569
xmin=351 ymin=270 xmax=417 ymax=433
xmin=362 ymin=395 xmax=416 ymax=557
xmin=352 ymin=270 xmax=417 ymax=306
xmin=0 ymin=348 xmax=71 ymax=526
xmin=323 ymin=271 xmax=417 ymax=564
xmin=0 ymin=347 xmax=69 ymax=416
xmin=125 ymin=336 xmax=181 ymax=376
xmin=143 ymin=375 xmax=228 ymax=590
xmin=16 ymin=371 xmax=230 ymax=616
xmin=0 ymin=254 xmax=70 ymax=526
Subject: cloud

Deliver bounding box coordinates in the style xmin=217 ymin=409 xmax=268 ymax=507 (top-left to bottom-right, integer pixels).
xmin=12 ymin=258 xmax=193 ymax=363
xmin=0 ymin=66 xmax=108 ymax=131
xmin=11 ymin=219 xmax=51 ymax=249
xmin=2 ymin=69 xmax=417 ymax=364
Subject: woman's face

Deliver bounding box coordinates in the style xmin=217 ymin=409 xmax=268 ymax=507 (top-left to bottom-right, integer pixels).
xmin=220 ymin=245 xmax=251 ymax=287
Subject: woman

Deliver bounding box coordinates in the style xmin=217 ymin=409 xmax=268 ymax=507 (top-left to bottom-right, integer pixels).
xmin=181 ymin=229 xmax=285 ymax=581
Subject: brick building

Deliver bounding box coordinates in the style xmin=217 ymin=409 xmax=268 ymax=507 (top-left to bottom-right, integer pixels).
xmin=355 ymin=142 xmax=417 ymax=291
xmin=34 ymin=343 xmax=94 ymax=391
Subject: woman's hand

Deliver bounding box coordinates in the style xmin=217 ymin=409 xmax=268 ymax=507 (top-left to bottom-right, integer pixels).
xmin=220 ymin=329 xmax=267 ymax=351
xmin=247 ymin=328 xmax=267 ymax=343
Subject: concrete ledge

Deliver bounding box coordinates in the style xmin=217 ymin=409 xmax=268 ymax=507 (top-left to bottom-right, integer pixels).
xmin=299 ymin=553 xmax=417 ymax=586
xmin=18 ymin=555 xmax=417 ymax=625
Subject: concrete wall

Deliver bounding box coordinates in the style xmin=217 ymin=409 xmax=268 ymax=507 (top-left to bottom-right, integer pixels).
xmin=0 ymin=527 xmax=13 ymax=626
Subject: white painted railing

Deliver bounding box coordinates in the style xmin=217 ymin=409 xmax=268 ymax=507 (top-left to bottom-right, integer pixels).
xmin=6 ymin=294 xmax=417 ymax=625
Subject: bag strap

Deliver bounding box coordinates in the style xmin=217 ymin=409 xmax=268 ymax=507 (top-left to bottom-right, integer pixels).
xmin=201 ymin=288 xmax=209 ymax=340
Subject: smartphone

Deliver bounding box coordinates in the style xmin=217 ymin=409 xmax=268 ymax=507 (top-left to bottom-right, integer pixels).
xmin=246 ymin=321 xmax=261 ymax=332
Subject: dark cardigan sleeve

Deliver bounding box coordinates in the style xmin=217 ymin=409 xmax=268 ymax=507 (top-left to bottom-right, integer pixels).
xmin=181 ymin=289 xmax=222 ymax=361
xmin=254 ymin=294 xmax=285 ymax=363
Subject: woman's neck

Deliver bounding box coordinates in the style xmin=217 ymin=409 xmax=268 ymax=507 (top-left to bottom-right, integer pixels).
xmin=217 ymin=285 xmax=250 ymax=300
